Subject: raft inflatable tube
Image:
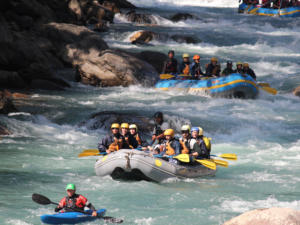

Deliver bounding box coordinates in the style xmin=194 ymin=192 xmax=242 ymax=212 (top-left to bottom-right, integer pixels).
xmin=238 ymin=3 xmax=300 ymax=17
xmin=155 ymin=73 xmax=258 ymax=99
xmin=95 ymin=149 xmax=216 ymax=182
xmin=41 ymin=209 xmax=106 ymax=224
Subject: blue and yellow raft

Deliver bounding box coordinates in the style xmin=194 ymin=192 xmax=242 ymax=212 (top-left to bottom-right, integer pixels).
xmin=155 ymin=73 xmax=259 ymax=99
xmin=238 ymin=3 xmax=300 ymax=17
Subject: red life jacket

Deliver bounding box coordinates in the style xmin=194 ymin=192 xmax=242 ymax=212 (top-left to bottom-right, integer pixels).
xmin=59 ymin=194 xmax=87 ymax=210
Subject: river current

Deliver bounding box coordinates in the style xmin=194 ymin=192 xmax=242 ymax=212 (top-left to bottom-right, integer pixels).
xmin=1 ymin=0 xmax=300 ymax=224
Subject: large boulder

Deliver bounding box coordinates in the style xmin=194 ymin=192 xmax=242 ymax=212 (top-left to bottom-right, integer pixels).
xmin=293 ymin=86 xmax=300 ymax=97
xmin=79 ymin=111 xmax=153 ymax=135
xmin=77 ymin=49 xmax=158 ymax=87
xmin=170 ymin=34 xmax=201 ymax=44
xmin=170 ymin=13 xmax=198 ymax=22
xmin=99 ymin=0 xmax=136 ymax=9
xmin=123 ymin=10 xmax=157 ymax=24
xmin=130 ymin=30 xmax=155 ymax=44
xmin=0 ymin=90 xmax=17 ymax=114
xmin=133 ymin=51 xmax=167 ymax=73
xmin=0 ymin=70 xmax=27 ymax=89
xmin=223 ymin=208 xmax=300 ymax=225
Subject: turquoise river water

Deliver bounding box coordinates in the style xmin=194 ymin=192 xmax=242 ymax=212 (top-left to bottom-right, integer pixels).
xmin=0 ymin=0 xmax=300 ymax=224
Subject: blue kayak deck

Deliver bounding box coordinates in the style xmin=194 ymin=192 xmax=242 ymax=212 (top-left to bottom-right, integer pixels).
xmin=41 ymin=209 xmax=106 ymax=224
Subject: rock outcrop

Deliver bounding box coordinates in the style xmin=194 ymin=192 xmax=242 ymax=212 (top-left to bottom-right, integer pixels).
xmin=170 ymin=13 xmax=198 ymax=22
xmin=0 ymin=90 xmax=18 ymax=114
xmin=129 ymin=30 xmax=201 ymax=45
xmin=124 ymin=10 xmax=157 ymax=24
xmin=293 ymin=86 xmax=300 ymax=97
xmin=132 ymin=51 xmax=167 ymax=73
xmin=223 ymin=208 xmax=300 ymax=225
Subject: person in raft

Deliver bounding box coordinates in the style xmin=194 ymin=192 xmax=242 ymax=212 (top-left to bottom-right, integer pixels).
xmin=179 ymin=125 xmax=192 ymax=155
xmin=55 ymin=184 xmax=97 ymax=217
xmin=120 ymin=122 xmax=136 ymax=149
xmin=234 ymin=62 xmax=243 ymax=74
xmin=190 ymin=127 xmax=211 ymax=160
xmin=190 ymin=55 xmax=205 ymax=79
xmin=162 ymin=50 xmax=178 ymax=74
xmin=129 ymin=124 xmax=149 ymax=150
xmin=151 ymin=111 xmax=169 ymax=145
xmin=179 ymin=53 xmax=191 ymax=76
xmin=243 ymin=63 xmax=256 ymax=80
xmin=205 ymin=57 xmax=221 ymax=77
xmin=221 ymin=61 xmax=234 ymax=76
xmin=98 ymin=123 xmax=124 ymax=154
xmin=160 ymin=129 xmax=181 ymax=163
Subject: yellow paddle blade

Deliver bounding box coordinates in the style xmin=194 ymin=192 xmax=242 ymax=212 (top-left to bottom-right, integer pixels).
xmin=78 ymin=152 xmax=100 ymax=157
xmin=259 ymin=86 xmax=277 ymax=95
xmin=257 ymin=82 xmax=270 ymax=87
xmin=160 ymin=74 xmax=175 ymax=79
xmin=173 ymin=154 xmax=190 ymax=163
xmin=81 ymin=149 xmax=99 ymax=153
xmin=195 ymin=159 xmax=217 ymax=170
xmin=219 ymin=153 xmax=237 ymax=161
xmin=212 ymin=159 xmax=228 ymax=168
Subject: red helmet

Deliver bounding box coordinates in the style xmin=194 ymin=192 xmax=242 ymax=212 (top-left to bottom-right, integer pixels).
xmin=193 ymin=55 xmax=200 ymax=60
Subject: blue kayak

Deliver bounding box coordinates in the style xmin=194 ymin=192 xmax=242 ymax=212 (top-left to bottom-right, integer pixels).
xmin=41 ymin=209 xmax=106 ymax=224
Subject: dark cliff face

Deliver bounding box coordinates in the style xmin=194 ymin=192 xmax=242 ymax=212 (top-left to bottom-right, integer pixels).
xmin=0 ymin=0 xmax=137 ymax=90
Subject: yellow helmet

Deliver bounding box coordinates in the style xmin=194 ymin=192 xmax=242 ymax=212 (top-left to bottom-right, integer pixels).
xmin=236 ymin=62 xmax=243 ymax=66
xmin=164 ymin=129 xmax=174 ymax=137
xmin=243 ymin=63 xmax=249 ymax=67
xmin=181 ymin=125 xmax=191 ymax=133
xmin=182 ymin=53 xmax=190 ymax=58
xmin=211 ymin=57 xmax=218 ymax=62
xmin=121 ymin=123 xmax=129 ymax=129
xmin=198 ymin=127 xmax=203 ymax=136
xmin=111 ymin=123 xmax=120 ymax=129
xmin=129 ymin=124 xmax=138 ymax=131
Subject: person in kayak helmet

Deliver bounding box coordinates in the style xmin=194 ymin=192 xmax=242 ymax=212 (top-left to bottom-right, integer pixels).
xmin=152 ymin=112 xmax=169 ymax=145
xmin=234 ymin=62 xmax=243 ymax=74
xmin=162 ymin=50 xmax=178 ymax=74
xmin=129 ymin=124 xmax=149 ymax=149
xmin=179 ymin=125 xmax=192 ymax=154
xmin=221 ymin=61 xmax=234 ymax=76
xmin=120 ymin=123 xmax=135 ymax=149
xmin=179 ymin=53 xmax=191 ymax=76
xmin=205 ymin=57 xmax=221 ymax=77
xmin=160 ymin=129 xmax=181 ymax=164
xmin=190 ymin=127 xmax=211 ymax=159
xmin=243 ymin=63 xmax=256 ymax=80
xmin=190 ymin=55 xmax=205 ymax=79
xmin=98 ymin=123 xmax=124 ymax=153
xmin=55 ymin=184 xmax=97 ymax=217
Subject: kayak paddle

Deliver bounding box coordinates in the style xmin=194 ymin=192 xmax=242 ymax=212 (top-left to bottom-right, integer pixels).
xmin=32 ymin=194 xmax=123 ymax=224
xmin=153 ymin=154 xmax=190 ymax=163
xmin=211 ymin=159 xmax=229 ymax=167
xmin=194 ymin=159 xmax=217 ymax=170
xmin=257 ymin=84 xmax=277 ymax=95
xmin=81 ymin=149 xmax=100 ymax=153
xmin=78 ymin=152 xmax=106 ymax=158
xmin=211 ymin=153 xmax=237 ymax=161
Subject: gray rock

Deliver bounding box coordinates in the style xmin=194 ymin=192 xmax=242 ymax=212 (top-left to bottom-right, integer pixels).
xmin=170 ymin=13 xmax=198 ymax=22
xmin=0 ymin=70 xmax=27 ymax=89
xmin=223 ymin=208 xmax=300 ymax=225
xmin=293 ymin=86 xmax=300 ymax=97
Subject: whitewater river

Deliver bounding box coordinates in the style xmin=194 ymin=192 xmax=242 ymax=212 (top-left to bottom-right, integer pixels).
xmin=1 ymin=0 xmax=300 ymax=224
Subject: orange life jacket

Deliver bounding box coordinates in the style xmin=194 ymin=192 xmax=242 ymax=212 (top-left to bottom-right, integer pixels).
xmin=166 ymin=142 xmax=175 ymax=156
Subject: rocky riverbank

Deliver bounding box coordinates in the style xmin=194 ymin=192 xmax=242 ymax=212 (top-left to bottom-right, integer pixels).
xmin=0 ymin=0 xmax=157 ymax=91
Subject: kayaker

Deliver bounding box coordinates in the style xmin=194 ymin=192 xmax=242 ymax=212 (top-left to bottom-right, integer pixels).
xmin=243 ymin=63 xmax=257 ymax=80
xmin=151 ymin=112 xmax=169 ymax=145
xmin=179 ymin=125 xmax=192 ymax=154
xmin=205 ymin=57 xmax=221 ymax=77
xmin=234 ymin=62 xmax=243 ymax=74
xmin=98 ymin=123 xmax=124 ymax=153
xmin=55 ymin=184 xmax=97 ymax=217
xmin=129 ymin=124 xmax=148 ymax=149
xmin=190 ymin=55 xmax=205 ymax=79
xmin=160 ymin=129 xmax=181 ymax=163
xmin=120 ymin=123 xmax=135 ymax=149
xmin=190 ymin=127 xmax=211 ymax=159
xmin=221 ymin=61 xmax=234 ymax=76
xmin=179 ymin=53 xmax=191 ymax=76
xmin=162 ymin=50 xmax=178 ymax=74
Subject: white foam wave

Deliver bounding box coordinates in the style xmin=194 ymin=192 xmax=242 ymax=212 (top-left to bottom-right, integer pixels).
xmin=127 ymin=0 xmax=238 ymax=8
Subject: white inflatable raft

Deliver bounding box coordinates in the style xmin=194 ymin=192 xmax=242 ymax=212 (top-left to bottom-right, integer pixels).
xmin=94 ymin=149 xmax=217 ymax=182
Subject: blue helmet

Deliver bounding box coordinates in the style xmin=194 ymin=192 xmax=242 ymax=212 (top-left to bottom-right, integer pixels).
xmin=191 ymin=127 xmax=199 ymax=133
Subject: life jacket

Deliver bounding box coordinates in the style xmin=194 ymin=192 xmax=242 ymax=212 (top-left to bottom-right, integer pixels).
xmin=108 ymin=137 xmax=123 ymax=151
xmin=59 ymin=194 xmax=87 ymax=210
xmin=179 ymin=138 xmax=191 ymax=154
xmin=183 ymin=64 xmax=190 ymax=75
xmin=165 ymin=140 xmax=175 ymax=156
xmin=135 ymin=133 xmax=142 ymax=145
xmin=203 ymin=137 xmax=211 ymax=153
